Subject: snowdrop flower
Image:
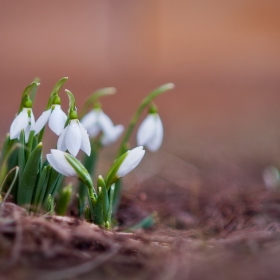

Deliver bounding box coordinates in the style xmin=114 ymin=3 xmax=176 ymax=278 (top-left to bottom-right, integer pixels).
xmin=117 ymin=146 xmax=145 ymax=177
xmin=137 ymin=113 xmax=163 ymax=152
xmin=10 ymin=107 xmax=35 ymax=142
xmin=81 ymin=109 xmax=124 ymax=145
xmin=57 ymin=119 xmax=91 ymax=157
xmin=101 ymin=124 xmax=124 ymax=146
xmin=47 ymin=149 xmax=78 ymax=177
xmin=33 ymin=104 xmax=67 ymax=136
xmin=263 ymin=166 xmax=280 ymax=190
xmin=106 ymin=146 xmax=145 ymax=185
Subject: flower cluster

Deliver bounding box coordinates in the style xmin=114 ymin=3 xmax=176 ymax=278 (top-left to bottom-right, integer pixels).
xmin=4 ymin=79 xmax=173 ymax=228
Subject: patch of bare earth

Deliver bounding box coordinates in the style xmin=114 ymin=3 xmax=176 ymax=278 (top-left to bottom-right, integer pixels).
xmin=1 ymin=167 xmax=280 ymax=280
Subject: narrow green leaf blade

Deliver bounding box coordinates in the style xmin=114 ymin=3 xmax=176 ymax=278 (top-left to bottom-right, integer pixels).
xmin=17 ymin=142 xmax=42 ymax=208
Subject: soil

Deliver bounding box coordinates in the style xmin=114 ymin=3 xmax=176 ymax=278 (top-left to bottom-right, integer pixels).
xmin=1 ymin=163 xmax=280 ymax=280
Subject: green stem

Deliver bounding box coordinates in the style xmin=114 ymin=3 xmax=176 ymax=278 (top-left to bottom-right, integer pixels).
xmin=117 ymin=83 xmax=174 ymax=157
xmin=80 ymin=87 xmax=117 ymax=119
xmin=113 ymin=83 xmax=174 ymax=212
xmin=78 ymin=141 xmax=99 ymax=216
xmin=18 ymin=81 xmax=40 ymax=114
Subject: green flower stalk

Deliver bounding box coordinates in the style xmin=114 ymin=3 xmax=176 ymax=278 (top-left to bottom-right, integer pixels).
xmin=113 ymin=83 xmax=175 ymax=211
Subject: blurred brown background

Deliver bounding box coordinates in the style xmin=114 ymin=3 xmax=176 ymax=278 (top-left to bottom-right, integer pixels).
xmin=1 ymin=0 xmax=280 ymax=167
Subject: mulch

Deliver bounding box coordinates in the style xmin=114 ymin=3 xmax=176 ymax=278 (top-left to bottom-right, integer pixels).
xmin=1 ymin=165 xmax=280 ymax=280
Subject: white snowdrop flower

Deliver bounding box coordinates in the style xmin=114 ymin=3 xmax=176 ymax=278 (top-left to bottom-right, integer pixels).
xmin=57 ymin=119 xmax=91 ymax=157
xmin=117 ymin=146 xmax=145 ymax=178
xmin=81 ymin=109 xmax=123 ymax=144
xmin=47 ymin=149 xmax=78 ymax=177
xmin=263 ymin=166 xmax=280 ymax=190
xmin=101 ymin=124 xmax=124 ymax=146
xmin=106 ymin=146 xmax=145 ymax=186
xmin=10 ymin=108 xmax=35 ymax=142
xmin=137 ymin=113 xmax=163 ymax=152
xmin=33 ymin=105 xmax=67 ymax=136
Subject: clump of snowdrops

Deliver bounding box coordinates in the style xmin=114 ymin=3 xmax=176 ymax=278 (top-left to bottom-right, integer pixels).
xmin=0 ymin=77 xmax=174 ymax=228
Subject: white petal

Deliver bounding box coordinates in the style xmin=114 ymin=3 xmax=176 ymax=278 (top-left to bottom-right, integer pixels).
xmin=57 ymin=126 xmax=68 ymax=152
xmin=146 ymin=115 xmax=163 ymax=152
xmin=137 ymin=114 xmax=163 ymax=152
xmin=47 ymin=149 xmax=78 ymax=177
xmin=32 ymin=109 xmax=51 ymax=135
xmin=101 ymin=124 xmax=124 ymax=146
xmin=79 ymin=122 xmax=91 ymax=156
xmin=24 ymin=125 xmax=31 ymax=143
xmin=25 ymin=109 xmax=35 ymax=142
xmin=137 ymin=114 xmax=155 ymax=147
xmin=117 ymin=146 xmax=145 ymax=177
xmin=98 ymin=111 xmax=116 ymax=140
xmin=49 ymin=105 xmax=67 ymax=135
xmin=65 ymin=120 xmax=82 ymax=157
xmin=80 ymin=110 xmax=100 ymax=138
xmin=10 ymin=108 xmax=29 ymax=140
xmin=30 ymin=111 xmax=35 ymax=127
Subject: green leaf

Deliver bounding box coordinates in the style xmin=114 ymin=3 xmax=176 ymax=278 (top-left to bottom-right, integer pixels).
xmin=32 ymin=165 xmax=49 ymax=208
xmin=106 ymin=184 xmax=115 ymax=229
xmin=45 ymin=194 xmax=54 ymax=215
xmin=98 ymin=175 xmax=109 ymax=220
xmin=65 ymin=153 xmax=94 ymax=192
xmin=35 ymin=166 xmax=52 ymax=212
xmin=18 ymin=130 xmax=26 ymax=181
xmin=129 ymin=214 xmax=156 ymax=230
xmin=78 ymin=142 xmax=99 ymax=217
xmin=105 ymin=152 xmax=127 ymax=187
xmin=0 ymin=167 xmax=19 ymax=205
xmin=93 ymin=187 xmax=104 ymax=226
xmin=17 ymin=142 xmax=42 ymax=209
xmin=26 ymin=130 xmax=35 ymax=159
xmin=56 ymin=184 xmax=73 ymax=216
xmin=43 ymin=167 xmax=63 ymax=203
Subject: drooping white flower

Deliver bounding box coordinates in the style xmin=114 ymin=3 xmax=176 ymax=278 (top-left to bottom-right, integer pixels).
xmin=47 ymin=149 xmax=78 ymax=177
xmin=101 ymin=124 xmax=124 ymax=146
xmin=81 ymin=109 xmax=123 ymax=145
xmin=33 ymin=105 xmax=67 ymax=136
xmin=137 ymin=113 xmax=163 ymax=152
xmin=117 ymin=146 xmax=145 ymax=178
xmin=106 ymin=146 xmax=145 ymax=186
xmin=57 ymin=119 xmax=91 ymax=157
xmin=10 ymin=108 xmax=35 ymax=142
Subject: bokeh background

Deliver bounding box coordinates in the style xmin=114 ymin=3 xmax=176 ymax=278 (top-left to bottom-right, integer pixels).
xmin=1 ymin=0 xmax=280 ymax=172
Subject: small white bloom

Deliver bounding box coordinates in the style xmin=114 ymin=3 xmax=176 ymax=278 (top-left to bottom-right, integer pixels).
xmin=137 ymin=113 xmax=163 ymax=152
xmin=81 ymin=109 xmax=123 ymax=144
xmin=117 ymin=146 xmax=145 ymax=178
xmin=101 ymin=124 xmax=124 ymax=146
xmin=10 ymin=108 xmax=35 ymax=142
xmin=57 ymin=119 xmax=91 ymax=157
xmin=263 ymin=166 xmax=280 ymax=190
xmin=47 ymin=149 xmax=78 ymax=177
xmin=33 ymin=105 xmax=67 ymax=136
